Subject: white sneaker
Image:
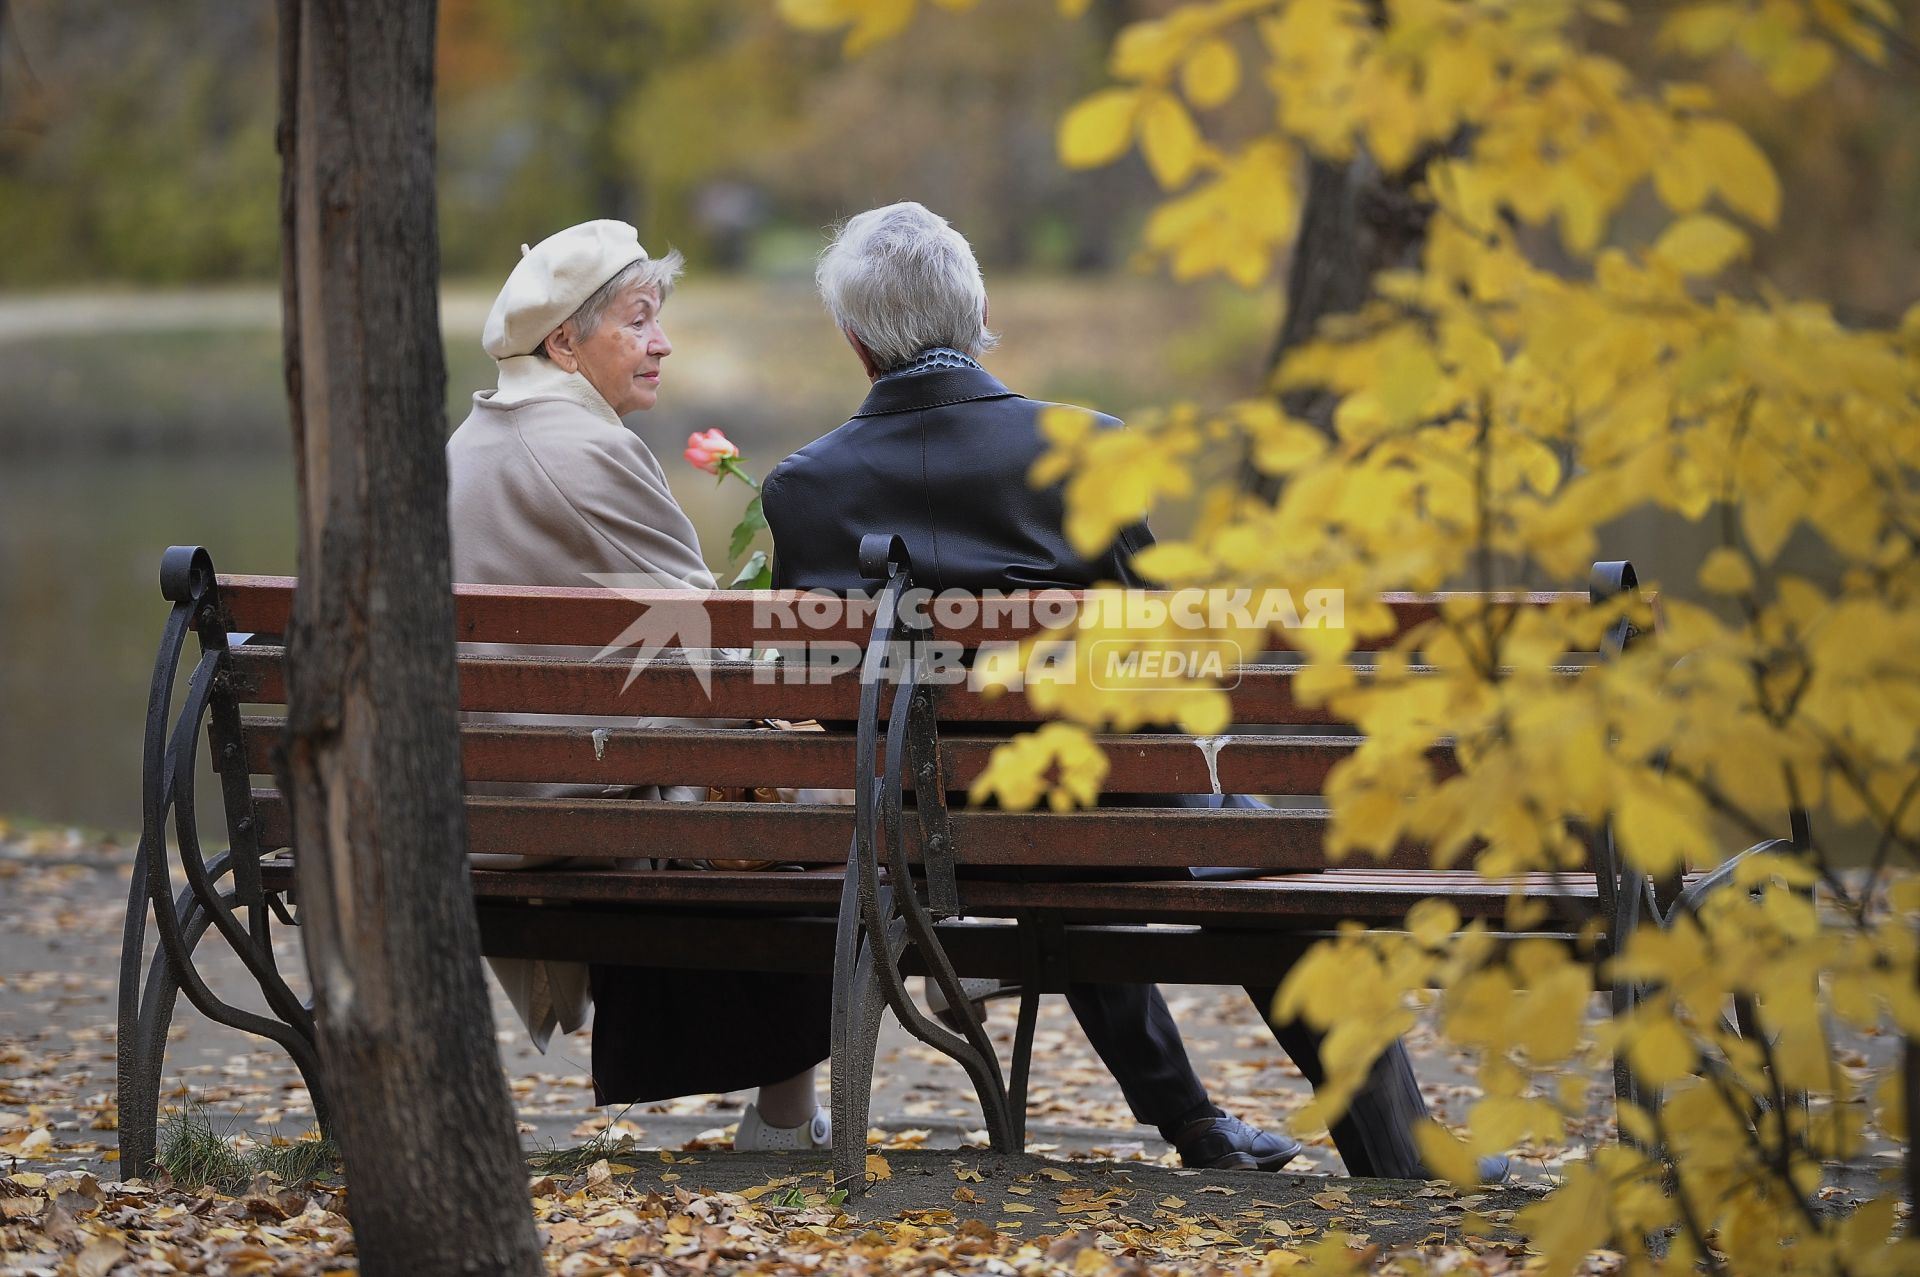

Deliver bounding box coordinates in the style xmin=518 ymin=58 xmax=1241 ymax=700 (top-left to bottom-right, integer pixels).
xmin=734 ymin=1103 xmax=832 ymax=1151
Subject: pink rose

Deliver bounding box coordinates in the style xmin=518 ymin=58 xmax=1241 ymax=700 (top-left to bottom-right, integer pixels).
xmin=684 ymin=428 xmax=741 ymax=474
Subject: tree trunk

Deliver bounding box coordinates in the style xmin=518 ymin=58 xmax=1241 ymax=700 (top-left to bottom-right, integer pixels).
xmin=1266 ymin=151 xmax=1432 ymax=428
xmin=275 ymin=3 xmax=543 ymax=1273
xmin=1261 ymin=0 xmax=1432 ymax=438
xmin=1907 ymin=974 xmax=1919 ymax=1222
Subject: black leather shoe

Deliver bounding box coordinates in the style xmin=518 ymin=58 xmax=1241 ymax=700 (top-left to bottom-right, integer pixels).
xmin=1172 ymin=1113 xmax=1304 ymax=1171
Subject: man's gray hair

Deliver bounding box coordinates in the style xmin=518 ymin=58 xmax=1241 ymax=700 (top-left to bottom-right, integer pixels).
xmin=816 ymin=202 xmax=997 ymax=372
xmin=567 ymin=249 xmax=686 ymax=342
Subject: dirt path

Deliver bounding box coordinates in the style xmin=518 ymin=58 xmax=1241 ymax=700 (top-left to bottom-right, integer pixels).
xmin=0 ymin=827 xmax=1622 ymax=1187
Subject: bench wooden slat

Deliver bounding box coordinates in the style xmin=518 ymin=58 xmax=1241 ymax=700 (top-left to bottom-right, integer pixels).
xmin=218 ymin=575 xmax=1588 ymax=651
xmin=235 ymin=718 xmax=1455 ymax=793
xmin=468 ymin=911 xmax=1585 ymax=985
xmin=228 ymin=647 xmax=1347 ymax=722
xmin=229 ymin=648 xmax=876 ymax=721
xmin=256 ymin=860 xmax=1593 ymax=923
xmin=461 ymin=869 xmax=1593 ymax=924
xmin=250 ymin=791 xmax=1468 ymax=871
xmin=230 ymin=646 xmax=1581 ymax=724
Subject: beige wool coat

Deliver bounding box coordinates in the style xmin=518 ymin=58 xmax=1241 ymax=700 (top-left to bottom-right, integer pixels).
xmin=446 ymin=354 xmax=721 ymax=1050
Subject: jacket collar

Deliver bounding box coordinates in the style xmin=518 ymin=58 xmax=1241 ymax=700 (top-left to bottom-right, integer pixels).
xmin=850 ymin=364 xmax=1020 ymax=418
xmin=482 ymin=354 xmax=624 ymax=429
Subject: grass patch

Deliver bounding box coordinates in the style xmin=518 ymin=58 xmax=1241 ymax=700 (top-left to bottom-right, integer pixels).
xmin=526 ymin=1124 xmax=642 ymax=1178
xmin=161 ymin=1103 xmax=663 ymax=1192
xmin=156 ymin=1105 xmax=340 ymax=1193
xmin=252 ymin=1132 xmax=344 ymax=1186
xmin=156 ymin=1107 xmax=254 ymax=1192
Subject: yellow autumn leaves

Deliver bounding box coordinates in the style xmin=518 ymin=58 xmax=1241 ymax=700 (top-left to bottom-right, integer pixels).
xmin=777 ymin=0 xmax=1090 ymax=58
xmin=776 ymin=2 xmax=1920 ymax=1271
xmin=1047 ymin=0 xmax=1804 ymax=275
xmin=967 ymin=721 xmax=1110 ymax=813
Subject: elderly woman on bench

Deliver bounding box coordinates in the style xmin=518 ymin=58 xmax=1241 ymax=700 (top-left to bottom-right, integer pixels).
xmin=444 ymin=220 xmax=832 ymax=1152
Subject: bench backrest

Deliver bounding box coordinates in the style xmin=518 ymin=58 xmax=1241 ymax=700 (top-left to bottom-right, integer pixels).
xmin=209 ymin=571 xmax=1629 ymax=889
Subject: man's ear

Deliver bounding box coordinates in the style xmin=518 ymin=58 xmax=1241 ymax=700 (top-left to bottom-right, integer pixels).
xmin=843 ymin=328 xmax=881 ymax=380
xmin=542 ymin=324 xmax=579 ymax=373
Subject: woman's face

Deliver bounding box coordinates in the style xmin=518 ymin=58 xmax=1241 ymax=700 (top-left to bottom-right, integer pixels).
xmin=566 ymin=283 xmax=672 ymax=415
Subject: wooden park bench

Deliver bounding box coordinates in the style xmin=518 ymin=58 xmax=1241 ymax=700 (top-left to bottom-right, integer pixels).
xmin=119 ymin=539 xmax=1800 ymax=1190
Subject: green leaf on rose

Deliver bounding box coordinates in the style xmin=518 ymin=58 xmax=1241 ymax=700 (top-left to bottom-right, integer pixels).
xmin=730 ymin=494 xmax=769 ymax=562
xmin=727 ymin=549 xmax=771 ymax=590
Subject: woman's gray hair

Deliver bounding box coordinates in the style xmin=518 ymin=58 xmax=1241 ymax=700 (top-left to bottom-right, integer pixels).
xmin=816 ymin=202 xmax=997 ymax=372
xmin=565 ymin=248 xmax=686 ymax=343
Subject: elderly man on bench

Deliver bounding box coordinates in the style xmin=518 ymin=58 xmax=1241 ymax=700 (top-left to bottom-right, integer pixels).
xmin=763 ymin=201 xmax=1508 ymax=1182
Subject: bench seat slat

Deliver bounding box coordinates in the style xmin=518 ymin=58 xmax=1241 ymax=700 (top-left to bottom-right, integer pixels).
xmin=255 ymin=860 xmax=1593 ymax=924
xmin=235 ymin=718 xmax=1455 ymax=794
xmin=249 ymin=791 xmax=1478 ymax=871
xmin=229 ymin=646 xmax=1588 ymax=724
xmin=462 ymin=869 xmax=1595 ymax=924
xmin=250 ymin=791 xmax=1343 ymax=868
xmin=468 ymin=911 xmax=1587 ymax=985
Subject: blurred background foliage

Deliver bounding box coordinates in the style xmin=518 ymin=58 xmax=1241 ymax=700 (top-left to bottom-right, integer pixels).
xmin=0 ymin=0 xmax=1159 ymax=285
xmin=0 ymin=0 xmax=1911 ymax=312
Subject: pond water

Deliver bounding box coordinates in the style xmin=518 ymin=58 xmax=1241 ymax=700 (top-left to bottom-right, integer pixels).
xmin=1 ymin=453 xmax=299 ymax=830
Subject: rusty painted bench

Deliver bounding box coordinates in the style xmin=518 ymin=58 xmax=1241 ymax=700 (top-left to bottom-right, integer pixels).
xmin=119 ymin=539 xmax=1792 ymax=1189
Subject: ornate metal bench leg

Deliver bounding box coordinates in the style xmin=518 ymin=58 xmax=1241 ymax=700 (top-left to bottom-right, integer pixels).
xmin=120 ymin=548 xmax=332 ymax=1175
xmin=252 ymin=902 xmax=335 ymax=1139
xmin=1595 ymin=817 xmax=1649 ymax=1140
xmin=830 ymin=938 xmax=890 ymax=1191
xmin=835 ymin=534 xmax=1024 ymax=1177
xmin=119 ymin=877 xmax=335 ymax=1177
xmin=1007 ymin=985 xmax=1040 ymax=1152
xmin=119 ymin=888 xmax=218 ymax=1178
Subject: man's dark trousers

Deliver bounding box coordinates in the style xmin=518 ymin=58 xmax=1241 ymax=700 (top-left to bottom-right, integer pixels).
xmin=1071 ymin=975 xmax=1427 ymax=1176
xmin=762 ymin=362 xmax=1429 ymax=1177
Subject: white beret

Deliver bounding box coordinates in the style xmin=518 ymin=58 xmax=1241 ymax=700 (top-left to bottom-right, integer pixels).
xmin=482 ymin=219 xmax=651 ymax=359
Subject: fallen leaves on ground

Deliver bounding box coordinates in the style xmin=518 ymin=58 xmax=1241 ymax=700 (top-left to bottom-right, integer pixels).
xmin=0 ymin=1164 xmax=1622 ymax=1276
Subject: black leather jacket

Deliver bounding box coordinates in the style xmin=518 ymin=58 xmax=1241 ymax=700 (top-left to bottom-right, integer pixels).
xmin=762 ymin=364 xmax=1153 ymax=593
xmin=763 ymin=361 xmax=1260 ymax=853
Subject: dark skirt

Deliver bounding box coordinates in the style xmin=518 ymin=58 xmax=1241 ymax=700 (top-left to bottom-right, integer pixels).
xmin=588 ymin=963 xmax=833 ymax=1104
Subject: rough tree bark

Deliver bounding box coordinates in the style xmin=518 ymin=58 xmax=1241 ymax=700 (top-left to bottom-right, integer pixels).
xmin=1260 ymin=0 xmax=1435 ymax=445
xmin=275 ymin=2 xmax=543 ymax=1272
xmin=1267 ymin=151 xmax=1432 ymax=429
